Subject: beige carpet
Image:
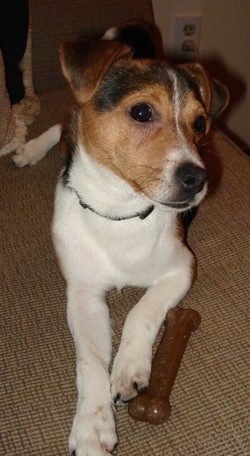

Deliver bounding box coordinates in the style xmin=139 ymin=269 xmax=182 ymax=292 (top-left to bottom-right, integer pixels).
xmin=1 ymin=87 xmax=249 ymax=455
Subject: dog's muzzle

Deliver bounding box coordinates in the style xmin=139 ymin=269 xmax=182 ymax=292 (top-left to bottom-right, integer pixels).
xmin=175 ymin=163 xmax=207 ymax=199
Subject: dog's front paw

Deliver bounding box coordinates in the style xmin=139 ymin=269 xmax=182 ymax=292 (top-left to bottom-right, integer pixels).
xmin=13 ymin=139 xmax=47 ymax=167
xmin=69 ymin=402 xmax=117 ymax=456
xmin=111 ymin=351 xmax=151 ymax=405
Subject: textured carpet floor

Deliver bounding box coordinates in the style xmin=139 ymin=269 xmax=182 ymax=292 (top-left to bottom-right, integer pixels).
xmin=1 ymin=87 xmax=249 ymax=455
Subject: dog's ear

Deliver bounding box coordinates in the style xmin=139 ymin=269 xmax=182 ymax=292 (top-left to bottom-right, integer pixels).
xmin=180 ymin=62 xmax=229 ymax=121
xmin=59 ymin=40 xmax=133 ymax=104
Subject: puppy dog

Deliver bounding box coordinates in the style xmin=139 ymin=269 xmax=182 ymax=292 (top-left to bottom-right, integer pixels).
xmin=14 ymin=21 xmax=229 ymax=456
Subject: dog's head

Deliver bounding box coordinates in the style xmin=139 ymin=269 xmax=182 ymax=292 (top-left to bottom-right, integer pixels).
xmin=59 ymin=22 xmax=229 ymax=212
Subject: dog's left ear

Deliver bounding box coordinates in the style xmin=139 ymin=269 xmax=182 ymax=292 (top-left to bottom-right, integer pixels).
xmin=180 ymin=62 xmax=229 ymax=121
xmin=59 ymin=40 xmax=133 ymax=104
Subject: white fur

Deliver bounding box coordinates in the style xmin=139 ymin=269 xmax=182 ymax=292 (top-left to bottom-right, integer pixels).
xmin=52 ymin=142 xmax=195 ymax=455
xmin=13 ymin=122 xmax=62 ymax=166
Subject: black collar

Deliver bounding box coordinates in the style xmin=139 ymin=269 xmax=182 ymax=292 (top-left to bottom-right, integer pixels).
xmin=76 ymin=192 xmax=154 ymax=221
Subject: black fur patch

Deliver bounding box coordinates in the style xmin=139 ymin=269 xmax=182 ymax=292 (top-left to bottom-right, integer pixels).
xmin=173 ymin=66 xmax=205 ymax=110
xmin=112 ymin=22 xmax=156 ymax=59
xmin=62 ymin=111 xmax=78 ymax=186
xmin=94 ymin=61 xmax=172 ymax=112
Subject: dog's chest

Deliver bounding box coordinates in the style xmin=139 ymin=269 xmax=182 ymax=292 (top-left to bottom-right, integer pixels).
xmin=84 ymin=211 xmax=182 ymax=288
xmin=53 ymin=185 xmax=185 ymax=290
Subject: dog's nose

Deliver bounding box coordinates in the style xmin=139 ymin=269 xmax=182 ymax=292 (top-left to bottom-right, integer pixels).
xmin=176 ymin=163 xmax=207 ymax=195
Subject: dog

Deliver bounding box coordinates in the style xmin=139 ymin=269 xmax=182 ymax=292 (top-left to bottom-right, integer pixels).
xmin=13 ymin=21 xmax=229 ymax=456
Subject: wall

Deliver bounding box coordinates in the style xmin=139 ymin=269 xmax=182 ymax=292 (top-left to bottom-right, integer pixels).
xmin=152 ymin=0 xmax=250 ymax=149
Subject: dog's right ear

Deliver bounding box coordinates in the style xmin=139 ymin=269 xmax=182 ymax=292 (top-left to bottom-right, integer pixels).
xmin=179 ymin=62 xmax=229 ymax=121
xmin=59 ymin=40 xmax=133 ymax=104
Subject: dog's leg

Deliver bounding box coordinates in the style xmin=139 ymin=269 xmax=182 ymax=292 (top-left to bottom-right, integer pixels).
xmin=13 ymin=122 xmax=62 ymax=167
xmin=111 ymin=249 xmax=194 ymax=405
xmin=67 ymin=286 xmax=118 ymax=456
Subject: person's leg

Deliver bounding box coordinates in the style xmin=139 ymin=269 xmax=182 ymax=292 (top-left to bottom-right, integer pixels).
xmin=0 ymin=0 xmax=29 ymax=104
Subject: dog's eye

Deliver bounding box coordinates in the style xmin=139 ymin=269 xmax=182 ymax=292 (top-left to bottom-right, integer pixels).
xmin=193 ymin=115 xmax=206 ymax=135
xmin=129 ymin=104 xmax=152 ymax=123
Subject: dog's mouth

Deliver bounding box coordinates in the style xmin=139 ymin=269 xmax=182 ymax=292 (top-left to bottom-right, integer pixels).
xmin=163 ymin=200 xmax=191 ymax=209
xmin=157 ymin=195 xmax=204 ymax=211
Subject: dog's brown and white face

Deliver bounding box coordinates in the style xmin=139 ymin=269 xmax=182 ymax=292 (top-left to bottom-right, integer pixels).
xmin=60 ymin=39 xmax=228 ymax=213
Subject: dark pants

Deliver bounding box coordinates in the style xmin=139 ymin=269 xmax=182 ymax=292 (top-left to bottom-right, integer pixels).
xmin=0 ymin=0 xmax=29 ymax=104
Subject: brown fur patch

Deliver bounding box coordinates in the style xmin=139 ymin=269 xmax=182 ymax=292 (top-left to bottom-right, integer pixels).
xmin=178 ymin=92 xmax=209 ymax=155
xmin=80 ymin=83 xmax=177 ymax=198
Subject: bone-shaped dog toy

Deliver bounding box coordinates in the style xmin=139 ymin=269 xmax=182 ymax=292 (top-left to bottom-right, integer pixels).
xmin=128 ymin=307 xmax=201 ymax=425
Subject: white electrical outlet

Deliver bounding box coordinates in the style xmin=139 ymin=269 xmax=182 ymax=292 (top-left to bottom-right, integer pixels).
xmin=174 ymin=14 xmax=202 ymax=60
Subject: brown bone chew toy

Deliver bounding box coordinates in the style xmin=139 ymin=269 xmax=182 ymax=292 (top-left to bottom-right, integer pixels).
xmin=128 ymin=307 xmax=201 ymax=425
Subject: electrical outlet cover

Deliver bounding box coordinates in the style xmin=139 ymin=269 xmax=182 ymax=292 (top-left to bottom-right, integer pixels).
xmin=174 ymin=14 xmax=202 ymax=60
